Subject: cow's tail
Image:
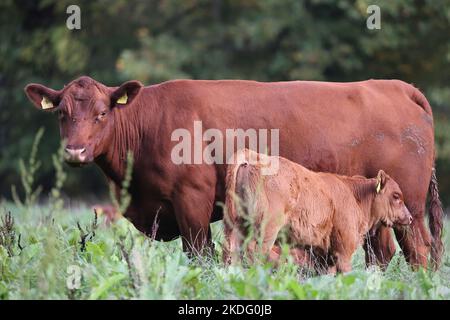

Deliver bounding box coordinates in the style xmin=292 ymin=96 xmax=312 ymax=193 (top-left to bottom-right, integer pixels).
xmin=428 ymin=166 xmax=444 ymax=270
xmin=408 ymin=83 xmax=443 ymax=269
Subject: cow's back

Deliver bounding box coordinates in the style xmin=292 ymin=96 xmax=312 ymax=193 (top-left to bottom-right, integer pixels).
xmin=152 ymin=79 xmax=433 ymax=204
xmin=157 ymin=79 xmax=433 ymax=176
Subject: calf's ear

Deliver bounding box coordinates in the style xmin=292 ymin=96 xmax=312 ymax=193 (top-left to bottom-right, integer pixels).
xmin=375 ymin=170 xmax=387 ymax=193
xmin=24 ymin=83 xmax=61 ymax=111
xmin=110 ymin=80 xmax=143 ymax=107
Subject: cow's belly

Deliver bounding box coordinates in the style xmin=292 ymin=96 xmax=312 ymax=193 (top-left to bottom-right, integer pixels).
xmin=124 ymin=198 xmax=180 ymax=241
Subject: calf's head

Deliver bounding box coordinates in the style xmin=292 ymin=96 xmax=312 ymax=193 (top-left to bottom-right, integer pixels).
xmin=371 ymin=170 xmax=412 ymax=227
xmin=24 ymin=76 xmax=142 ymax=166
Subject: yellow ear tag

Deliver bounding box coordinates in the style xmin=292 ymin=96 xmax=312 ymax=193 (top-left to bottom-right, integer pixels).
xmin=376 ymin=181 xmax=381 ymax=194
xmin=41 ymin=96 xmax=54 ymax=109
xmin=116 ymin=93 xmax=128 ymax=104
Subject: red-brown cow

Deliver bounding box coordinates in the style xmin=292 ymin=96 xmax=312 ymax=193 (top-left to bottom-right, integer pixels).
xmin=24 ymin=76 xmax=443 ymax=269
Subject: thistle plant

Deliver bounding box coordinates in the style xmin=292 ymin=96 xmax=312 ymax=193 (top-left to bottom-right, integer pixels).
xmin=11 ymin=128 xmax=44 ymax=209
xmin=48 ymin=142 xmax=67 ymax=214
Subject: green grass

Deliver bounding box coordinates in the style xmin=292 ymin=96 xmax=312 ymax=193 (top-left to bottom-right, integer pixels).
xmin=0 ymin=202 xmax=449 ymax=300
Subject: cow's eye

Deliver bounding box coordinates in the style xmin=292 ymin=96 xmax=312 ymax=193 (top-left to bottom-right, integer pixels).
xmin=95 ymin=111 xmax=107 ymax=123
xmin=393 ymin=193 xmax=401 ymax=201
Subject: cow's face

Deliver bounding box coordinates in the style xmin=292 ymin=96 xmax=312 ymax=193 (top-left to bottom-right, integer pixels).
xmin=24 ymin=77 xmax=142 ymax=166
xmin=372 ymin=170 xmax=412 ymax=227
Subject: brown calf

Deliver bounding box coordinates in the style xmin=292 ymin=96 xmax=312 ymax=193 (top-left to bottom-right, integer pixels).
xmin=224 ymin=149 xmax=412 ymax=273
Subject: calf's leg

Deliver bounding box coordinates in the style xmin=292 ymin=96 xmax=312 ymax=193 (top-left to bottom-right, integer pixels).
xmin=270 ymin=245 xmax=315 ymax=268
xmin=335 ymin=254 xmax=352 ymax=273
xmin=223 ymin=226 xmax=244 ymax=264
xmin=245 ymin=209 xmax=286 ymax=264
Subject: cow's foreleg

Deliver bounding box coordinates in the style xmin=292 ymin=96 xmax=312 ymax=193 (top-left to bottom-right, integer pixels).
xmin=363 ymin=226 xmax=396 ymax=270
xmin=172 ymin=187 xmax=215 ymax=256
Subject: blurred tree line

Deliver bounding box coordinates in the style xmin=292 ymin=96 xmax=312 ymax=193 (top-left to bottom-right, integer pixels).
xmin=0 ymin=0 xmax=449 ymax=206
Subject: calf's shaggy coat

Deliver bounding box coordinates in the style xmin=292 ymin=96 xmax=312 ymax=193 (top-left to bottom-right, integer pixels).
xmin=224 ymin=149 xmax=412 ymax=273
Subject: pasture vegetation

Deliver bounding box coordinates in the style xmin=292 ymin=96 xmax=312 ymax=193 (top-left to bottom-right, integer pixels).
xmin=0 ymin=204 xmax=449 ymax=300
xmin=0 ymin=131 xmax=449 ymax=300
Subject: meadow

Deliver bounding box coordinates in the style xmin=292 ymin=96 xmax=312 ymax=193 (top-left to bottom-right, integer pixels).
xmin=0 ymin=201 xmax=449 ymax=300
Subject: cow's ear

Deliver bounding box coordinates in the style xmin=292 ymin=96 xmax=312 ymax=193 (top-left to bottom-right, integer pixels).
xmin=375 ymin=170 xmax=387 ymax=194
xmin=110 ymin=80 xmax=143 ymax=107
xmin=24 ymin=83 xmax=61 ymax=111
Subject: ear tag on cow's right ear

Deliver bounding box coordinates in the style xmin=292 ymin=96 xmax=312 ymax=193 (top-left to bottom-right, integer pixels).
xmin=116 ymin=93 xmax=128 ymax=104
xmin=41 ymin=96 xmax=54 ymax=109
xmin=376 ymin=181 xmax=381 ymax=194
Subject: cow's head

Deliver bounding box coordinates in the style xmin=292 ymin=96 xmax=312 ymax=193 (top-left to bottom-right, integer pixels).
xmin=24 ymin=76 xmax=142 ymax=166
xmin=372 ymin=170 xmax=413 ymax=227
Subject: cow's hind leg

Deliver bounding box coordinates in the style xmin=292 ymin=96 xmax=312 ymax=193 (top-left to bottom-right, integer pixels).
xmin=367 ymin=153 xmax=432 ymax=269
xmin=363 ymin=226 xmax=396 ymax=269
xmin=395 ymin=182 xmax=431 ymax=269
xmin=394 ymin=208 xmax=430 ymax=269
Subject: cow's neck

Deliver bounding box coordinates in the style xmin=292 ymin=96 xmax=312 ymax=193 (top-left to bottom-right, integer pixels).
xmin=96 ymin=89 xmax=160 ymax=186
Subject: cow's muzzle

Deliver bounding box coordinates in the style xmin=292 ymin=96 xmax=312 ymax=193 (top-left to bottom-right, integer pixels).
xmin=64 ymin=146 xmax=88 ymax=165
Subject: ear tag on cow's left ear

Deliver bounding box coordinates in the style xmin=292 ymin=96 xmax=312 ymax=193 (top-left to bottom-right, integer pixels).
xmin=376 ymin=181 xmax=381 ymax=194
xmin=41 ymin=96 xmax=54 ymax=109
xmin=116 ymin=93 xmax=128 ymax=104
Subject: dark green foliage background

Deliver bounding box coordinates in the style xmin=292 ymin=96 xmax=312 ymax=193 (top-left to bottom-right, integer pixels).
xmin=1 ymin=0 xmax=449 ymax=205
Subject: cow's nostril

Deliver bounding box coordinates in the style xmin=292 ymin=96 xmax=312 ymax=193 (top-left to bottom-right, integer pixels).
xmin=80 ymin=148 xmax=86 ymax=154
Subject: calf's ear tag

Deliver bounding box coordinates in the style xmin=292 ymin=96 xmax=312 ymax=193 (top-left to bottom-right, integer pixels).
xmin=376 ymin=181 xmax=381 ymax=194
xmin=116 ymin=93 xmax=128 ymax=104
xmin=41 ymin=96 xmax=54 ymax=109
